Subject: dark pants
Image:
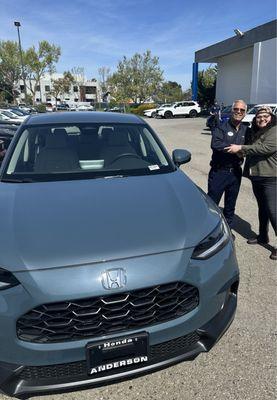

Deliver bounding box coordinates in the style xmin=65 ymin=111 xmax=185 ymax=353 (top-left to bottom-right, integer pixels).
xmin=208 ymin=167 xmax=242 ymax=227
xmin=251 ymin=177 xmax=277 ymax=239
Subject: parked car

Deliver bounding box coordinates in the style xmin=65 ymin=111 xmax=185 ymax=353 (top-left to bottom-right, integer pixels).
xmin=0 ymin=112 xmax=239 ymax=399
xmin=0 ymin=123 xmax=18 ymax=154
xmin=109 ymin=106 xmax=125 ymax=113
xmin=77 ymin=104 xmax=95 ymax=111
xmin=54 ymin=103 xmax=70 ymax=111
xmin=156 ymin=101 xmax=201 ymax=118
xmin=0 ymin=110 xmax=24 ymax=124
xmin=242 ymin=103 xmax=277 ymax=126
xmin=143 ymin=104 xmax=172 ymax=118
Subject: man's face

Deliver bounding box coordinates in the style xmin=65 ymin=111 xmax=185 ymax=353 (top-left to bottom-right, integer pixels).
xmin=231 ymin=102 xmax=246 ymax=123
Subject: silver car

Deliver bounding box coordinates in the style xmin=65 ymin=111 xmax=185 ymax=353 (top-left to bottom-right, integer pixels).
xmin=0 ymin=112 xmax=239 ymax=399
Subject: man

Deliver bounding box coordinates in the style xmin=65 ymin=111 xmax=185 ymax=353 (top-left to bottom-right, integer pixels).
xmin=207 ymin=99 xmax=248 ymax=233
xmin=209 ymin=101 xmax=221 ymax=130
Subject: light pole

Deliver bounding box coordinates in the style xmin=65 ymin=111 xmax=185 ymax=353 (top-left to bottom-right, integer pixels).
xmin=14 ymin=21 xmax=28 ymax=103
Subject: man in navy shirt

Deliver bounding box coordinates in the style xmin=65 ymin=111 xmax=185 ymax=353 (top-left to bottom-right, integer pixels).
xmin=208 ymin=99 xmax=248 ymax=233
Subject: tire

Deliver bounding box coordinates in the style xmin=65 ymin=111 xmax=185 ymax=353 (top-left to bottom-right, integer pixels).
xmin=164 ymin=111 xmax=173 ymax=119
xmin=189 ymin=110 xmax=197 ymax=118
xmin=151 ymin=111 xmax=156 ymax=118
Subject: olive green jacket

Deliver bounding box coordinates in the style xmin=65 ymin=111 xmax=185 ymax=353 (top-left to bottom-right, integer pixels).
xmin=242 ymin=126 xmax=277 ymax=178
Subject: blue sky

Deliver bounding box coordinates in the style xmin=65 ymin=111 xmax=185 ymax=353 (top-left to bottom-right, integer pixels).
xmin=0 ymin=0 xmax=276 ymax=89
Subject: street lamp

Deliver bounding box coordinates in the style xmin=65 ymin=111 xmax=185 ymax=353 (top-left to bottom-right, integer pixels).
xmin=14 ymin=21 xmax=28 ymax=103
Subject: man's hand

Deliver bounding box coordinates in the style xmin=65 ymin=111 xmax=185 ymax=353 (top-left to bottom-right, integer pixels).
xmin=224 ymin=144 xmax=242 ymax=153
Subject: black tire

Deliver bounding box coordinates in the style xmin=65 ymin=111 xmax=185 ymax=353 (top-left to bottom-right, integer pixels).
xmin=151 ymin=111 xmax=156 ymax=118
xmin=189 ymin=110 xmax=197 ymax=118
xmin=164 ymin=111 xmax=173 ymax=119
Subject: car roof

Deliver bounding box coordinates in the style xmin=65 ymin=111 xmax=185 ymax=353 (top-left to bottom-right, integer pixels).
xmin=254 ymin=103 xmax=277 ymax=107
xmin=24 ymin=111 xmax=145 ymax=126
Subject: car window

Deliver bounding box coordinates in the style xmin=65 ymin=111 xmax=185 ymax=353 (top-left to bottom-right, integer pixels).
xmin=2 ymin=123 xmax=173 ymax=182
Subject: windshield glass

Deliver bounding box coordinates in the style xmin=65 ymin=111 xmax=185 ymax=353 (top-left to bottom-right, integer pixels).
xmin=1 ymin=110 xmax=18 ymax=118
xmin=2 ymin=123 xmax=174 ymax=182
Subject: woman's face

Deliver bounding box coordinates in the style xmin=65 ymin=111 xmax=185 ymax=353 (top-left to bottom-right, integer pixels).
xmin=256 ymin=112 xmax=272 ymax=129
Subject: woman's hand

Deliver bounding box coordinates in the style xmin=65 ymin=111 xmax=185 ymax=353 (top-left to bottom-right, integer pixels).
xmin=224 ymin=144 xmax=242 ymax=153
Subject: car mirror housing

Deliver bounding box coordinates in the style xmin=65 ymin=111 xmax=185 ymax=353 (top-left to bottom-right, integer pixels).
xmin=172 ymin=149 xmax=191 ymax=166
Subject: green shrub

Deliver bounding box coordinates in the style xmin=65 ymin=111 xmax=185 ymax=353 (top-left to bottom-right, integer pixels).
xmin=34 ymin=104 xmax=47 ymax=113
xmin=130 ymin=103 xmax=156 ymax=115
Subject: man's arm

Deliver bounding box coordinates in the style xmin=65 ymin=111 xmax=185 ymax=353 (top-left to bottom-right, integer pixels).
xmin=211 ymin=126 xmax=228 ymax=151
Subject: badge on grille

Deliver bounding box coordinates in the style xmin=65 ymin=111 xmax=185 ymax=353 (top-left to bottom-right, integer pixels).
xmin=101 ymin=268 xmax=127 ymax=290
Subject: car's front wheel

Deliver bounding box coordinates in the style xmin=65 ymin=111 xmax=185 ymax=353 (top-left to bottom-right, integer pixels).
xmin=151 ymin=111 xmax=157 ymax=118
xmin=164 ymin=111 xmax=173 ymax=119
xmin=189 ymin=110 xmax=197 ymax=118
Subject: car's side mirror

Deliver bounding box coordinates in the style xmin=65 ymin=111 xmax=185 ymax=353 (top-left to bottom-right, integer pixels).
xmin=172 ymin=149 xmax=191 ymax=166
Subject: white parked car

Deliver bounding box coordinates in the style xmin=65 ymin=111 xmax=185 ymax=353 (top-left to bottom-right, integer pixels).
xmin=77 ymin=104 xmax=95 ymax=111
xmin=243 ymin=103 xmax=277 ymax=126
xmin=143 ymin=104 xmax=172 ymax=118
xmin=0 ymin=110 xmax=24 ymax=123
xmin=156 ymin=101 xmax=201 ymax=118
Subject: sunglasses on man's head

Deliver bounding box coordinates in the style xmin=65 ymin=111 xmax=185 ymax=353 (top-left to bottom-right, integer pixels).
xmin=233 ymin=107 xmax=246 ymax=113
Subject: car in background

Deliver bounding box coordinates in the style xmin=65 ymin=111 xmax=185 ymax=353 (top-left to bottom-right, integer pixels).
xmin=242 ymin=103 xmax=277 ymax=127
xmin=54 ymin=103 xmax=70 ymax=111
xmin=77 ymin=104 xmax=95 ymax=111
xmin=6 ymin=109 xmax=29 ymax=121
xmin=0 ymin=111 xmax=239 ymax=399
xmin=156 ymin=101 xmax=201 ymax=118
xmin=0 ymin=122 xmax=18 ymax=158
xmin=143 ymin=104 xmax=172 ymax=118
xmin=0 ymin=110 xmax=24 ymax=124
xmin=109 ymin=106 xmax=125 ymax=113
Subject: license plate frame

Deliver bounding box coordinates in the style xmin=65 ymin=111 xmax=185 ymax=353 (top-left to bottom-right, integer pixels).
xmin=86 ymin=332 xmax=149 ymax=376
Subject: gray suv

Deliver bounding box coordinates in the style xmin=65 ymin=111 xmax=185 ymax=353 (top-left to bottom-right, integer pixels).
xmin=0 ymin=112 xmax=239 ymax=398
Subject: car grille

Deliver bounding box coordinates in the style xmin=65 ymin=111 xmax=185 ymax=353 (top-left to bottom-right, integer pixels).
xmin=19 ymin=331 xmax=200 ymax=381
xmin=17 ymin=282 xmax=199 ymax=343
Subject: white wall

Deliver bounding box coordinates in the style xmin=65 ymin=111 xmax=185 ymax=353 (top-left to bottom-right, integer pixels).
xmin=216 ymin=47 xmax=253 ymax=105
xmin=250 ymin=37 xmax=277 ymax=104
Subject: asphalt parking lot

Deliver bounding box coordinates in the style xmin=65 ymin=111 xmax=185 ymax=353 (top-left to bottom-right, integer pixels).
xmin=1 ymin=117 xmax=275 ymax=400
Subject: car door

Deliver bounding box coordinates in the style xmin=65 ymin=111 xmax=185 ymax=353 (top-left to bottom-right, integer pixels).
xmin=174 ymin=102 xmax=183 ymax=116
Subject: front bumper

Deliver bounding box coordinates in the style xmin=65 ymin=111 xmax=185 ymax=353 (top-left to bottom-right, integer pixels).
xmin=0 ymin=277 xmax=238 ymax=399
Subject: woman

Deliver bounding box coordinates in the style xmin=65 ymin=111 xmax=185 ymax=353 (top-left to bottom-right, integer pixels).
xmin=225 ymin=106 xmax=277 ymax=260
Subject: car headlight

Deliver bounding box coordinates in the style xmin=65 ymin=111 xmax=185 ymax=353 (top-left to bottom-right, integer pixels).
xmin=0 ymin=268 xmax=20 ymax=290
xmin=191 ymin=219 xmax=230 ymax=260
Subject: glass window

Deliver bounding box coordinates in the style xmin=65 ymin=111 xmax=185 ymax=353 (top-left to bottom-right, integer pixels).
xmin=45 ymin=85 xmax=50 ymax=92
xmin=2 ymin=123 xmax=174 ymax=182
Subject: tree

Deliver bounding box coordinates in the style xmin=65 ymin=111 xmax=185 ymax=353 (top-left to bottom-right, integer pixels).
xmin=0 ymin=40 xmax=21 ymax=102
xmin=108 ymin=50 xmax=163 ymax=103
xmin=197 ymin=66 xmax=217 ymax=107
xmin=71 ymin=66 xmax=85 ymax=101
xmin=24 ymin=41 xmax=61 ymax=104
xmin=98 ymin=66 xmax=111 ymax=101
xmin=158 ymin=81 xmax=183 ymax=103
xmin=51 ymin=71 xmax=74 ymax=107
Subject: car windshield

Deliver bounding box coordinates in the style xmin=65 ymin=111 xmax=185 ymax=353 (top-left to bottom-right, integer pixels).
xmin=1 ymin=122 xmax=174 ymax=182
xmin=247 ymin=106 xmax=275 ymax=115
xmin=1 ymin=110 xmax=18 ymax=118
xmin=222 ymin=106 xmax=232 ymax=113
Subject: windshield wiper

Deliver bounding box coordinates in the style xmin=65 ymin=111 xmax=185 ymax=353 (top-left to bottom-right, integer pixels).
xmin=0 ymin=178 xmax=34 ymax=183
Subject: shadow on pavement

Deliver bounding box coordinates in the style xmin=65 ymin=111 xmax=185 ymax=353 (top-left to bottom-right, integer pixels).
xmin=201 ymin=128 xmax=211 ymax=135
xmin=232 ymin=214 xmax=275 ymax=253
xmin=232 ymin=214 xmax=256 ymax=239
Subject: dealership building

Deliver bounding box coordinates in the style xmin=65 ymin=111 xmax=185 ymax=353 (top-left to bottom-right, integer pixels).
xmin=193 ymin=19 xmax=276 ymax=105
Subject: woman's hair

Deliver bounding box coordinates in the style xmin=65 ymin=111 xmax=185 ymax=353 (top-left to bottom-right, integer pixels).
xmin=247 ymin=113 xmax=276 ymax=144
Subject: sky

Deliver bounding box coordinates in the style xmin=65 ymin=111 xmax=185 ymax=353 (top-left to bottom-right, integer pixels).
xmin=0 ymin=0 xmax=276 ymax=89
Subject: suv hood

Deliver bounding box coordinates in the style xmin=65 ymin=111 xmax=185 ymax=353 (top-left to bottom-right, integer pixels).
xmin=0 ymin=170 xmax=220 ymax=272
